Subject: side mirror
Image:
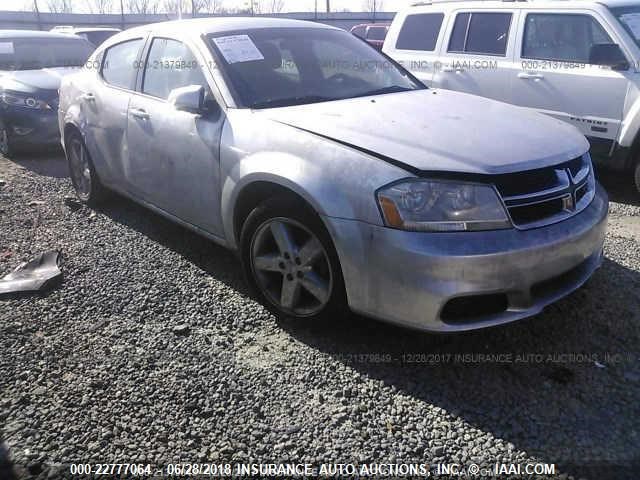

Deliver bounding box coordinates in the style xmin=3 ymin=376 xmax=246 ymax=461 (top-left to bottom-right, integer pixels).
xmin=589 ymin=43 xmax=629 ymax=70
xmin=168 ymin=84 xmax=205 ymax=113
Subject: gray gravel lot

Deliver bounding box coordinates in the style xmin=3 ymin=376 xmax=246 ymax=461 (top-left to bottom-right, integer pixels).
xmin=0 ymin=153 xmax=639 ymax=480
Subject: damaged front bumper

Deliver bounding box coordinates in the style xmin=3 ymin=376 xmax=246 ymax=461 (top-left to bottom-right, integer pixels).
xmin=325 ymin=184 xmax=608 ymax=332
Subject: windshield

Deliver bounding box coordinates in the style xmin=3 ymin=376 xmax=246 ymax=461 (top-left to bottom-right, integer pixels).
xmin=611 ymin=5 xmax=640 ymax=48
xmin=0 ymin=37 xmax=94 ymax=70
xmin=208 ymin=28 xmax=424 ymax=109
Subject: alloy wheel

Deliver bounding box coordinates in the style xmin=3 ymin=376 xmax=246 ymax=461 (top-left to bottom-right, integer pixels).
xmin=250 ymin=218 xmax=333 ymax=317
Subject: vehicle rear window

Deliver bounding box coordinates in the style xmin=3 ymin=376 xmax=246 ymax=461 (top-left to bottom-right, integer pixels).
xmin=81 ymin=31 xmax=119 ymax=47
xmin=0 ymin=37 xmax=94 ymax=70
xmin=522 ymin=13 xmax=613 ymax=63
xmin=101 ymin=38 xmax=143 ymax=90
xmin=448 ymin=12 xmax=512 ymax=55
xmin=396 ymin=13 xmax=444 ymax=51
xmin=351 ymin=26 xmax=366 ymax=38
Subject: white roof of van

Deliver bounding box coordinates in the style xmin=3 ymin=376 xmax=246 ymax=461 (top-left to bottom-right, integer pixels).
xmin=406 ymin=0 xmax=639 ymax=10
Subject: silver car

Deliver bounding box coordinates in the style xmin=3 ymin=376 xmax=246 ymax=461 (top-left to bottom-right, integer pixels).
xmin=58 ymin=18 xmax=608 ymax=332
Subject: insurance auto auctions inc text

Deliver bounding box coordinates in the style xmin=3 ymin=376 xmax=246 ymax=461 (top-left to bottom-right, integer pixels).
xmin=227 ymin=462 xmax=556 ymax=477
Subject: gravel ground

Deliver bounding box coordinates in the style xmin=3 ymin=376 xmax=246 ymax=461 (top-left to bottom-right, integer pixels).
xmin=0 ymin=153 xmax=639 ymax=480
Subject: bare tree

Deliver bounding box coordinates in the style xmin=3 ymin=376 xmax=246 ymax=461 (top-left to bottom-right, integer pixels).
xmin=23 ymin=0 xmax=37 ymax=12
xmin=221 ymin=0 xmax=254 ymax=14
xmin=162 ymin=0 xmax=220 ymax=15
xmin=260 ymin=0 xmax=284 ymax=13
xmin=161 ymin=0 xmax=185 ymax=14
xmin=199 ymin=0 xmax=225 ymax=14
xmin=127 ymin=0 xmax=159 ymax=13
xmin=250 ymin=0 xmax=283 ymax=14
xmin=362 ymin=0 xmax=384 ymax=12
xmin=90 ymin=0 xmax=114 ymax=13
xmin=46 ymin=0 xmax=73 ymax=13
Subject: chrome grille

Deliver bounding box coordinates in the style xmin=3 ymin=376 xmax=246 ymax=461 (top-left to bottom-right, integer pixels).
xmin=493 ymin=154 xmax=595 ymax=230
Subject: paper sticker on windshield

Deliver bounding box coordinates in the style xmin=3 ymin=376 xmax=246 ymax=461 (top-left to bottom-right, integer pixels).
xmin=212 ymin=35 xmax=264 ymax=64
xmin=620 ymin=13 xmax=640 ymax=39
xmin=0 ymin=42 xmax=14 ymax=54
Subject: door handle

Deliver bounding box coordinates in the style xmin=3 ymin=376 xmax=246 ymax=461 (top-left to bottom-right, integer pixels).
xmin=518 ymin=72 xmax=544 ymax=80
xmin=80 ymin=93 xmax=95 ymax=102
xmin=130 ymin=108 xmax=150 ymax=120
xmin=442 ymin=66 xmax=465 ymax=73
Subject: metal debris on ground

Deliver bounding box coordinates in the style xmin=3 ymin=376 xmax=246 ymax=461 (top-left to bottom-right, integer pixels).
xmin=0 ymin=250 xmax=62 ymax=295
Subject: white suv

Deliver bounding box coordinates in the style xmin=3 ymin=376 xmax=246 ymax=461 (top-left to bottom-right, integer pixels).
xmin=383 ymin=0 xmax=640 ymax=193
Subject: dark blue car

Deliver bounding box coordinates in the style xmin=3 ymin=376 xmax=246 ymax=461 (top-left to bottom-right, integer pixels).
xmin=0 ymin=30 xmax=94 ymax=156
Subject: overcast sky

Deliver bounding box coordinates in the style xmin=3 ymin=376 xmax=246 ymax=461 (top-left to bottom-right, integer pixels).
xmin=1 ymin=0 xmax=416 ymax=14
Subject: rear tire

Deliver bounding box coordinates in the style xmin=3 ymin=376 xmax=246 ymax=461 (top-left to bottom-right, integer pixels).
xmin=240 ymin=195 xmax=347 ymax=323
xmin=635 ymin=158 xmax=640 ymax=195
xmin=0 ymin=118 xmax=13 ymax=158
xmin=65 ymin=130 xmax=108 ymax=206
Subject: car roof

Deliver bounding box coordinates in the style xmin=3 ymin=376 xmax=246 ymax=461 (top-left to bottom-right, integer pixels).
xmin=71 ymin=27 xmax=122 ymax=32
xmin=125 ymin=16 xmax=338 ymax=37
xmin=403 ymin=0 xmax=638 ymax=10
xmin=351 ymin=23 xmax=390 ymax=28
xmin=0 ymin=29 xmax=85 ymax=39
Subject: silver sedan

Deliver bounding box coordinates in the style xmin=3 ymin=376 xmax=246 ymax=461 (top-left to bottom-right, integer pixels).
xmin=58 ymin=17 xmax=608 ymax=332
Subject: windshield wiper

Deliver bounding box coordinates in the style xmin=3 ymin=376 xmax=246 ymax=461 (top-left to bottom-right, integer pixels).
xmin=351 ymin=85 xmax=416 ymax=99
xmin=250 ymin=95 xmax=335 ymax=109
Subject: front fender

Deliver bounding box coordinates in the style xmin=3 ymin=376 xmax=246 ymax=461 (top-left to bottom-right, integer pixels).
xmin=221 ymin=152 xmax=359 ymax=250
xmin=61 ymin=106 xmax=83 ymax=147
xmin=220 ymin=112 xmax=410 ymax=250
xmin=619 ymin=86 xmax=640 ymax=148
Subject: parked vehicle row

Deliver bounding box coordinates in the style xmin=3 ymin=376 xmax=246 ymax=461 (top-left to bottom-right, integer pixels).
xmin=51 ymin=25 xmax=121 ymax=47
xmin=57 ymin=17 xmax=608 ymax=332
xmin=350 ymin=23 xmax=391 ymax=50
xmin=383 ymin=0 xmax=640 ymax=194
xmin=0 ymin=30 xmax=94 ymax=156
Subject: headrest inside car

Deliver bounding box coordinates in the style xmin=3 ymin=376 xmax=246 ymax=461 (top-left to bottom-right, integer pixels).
xmin=257 ymin=42 xmax=283 ymax=70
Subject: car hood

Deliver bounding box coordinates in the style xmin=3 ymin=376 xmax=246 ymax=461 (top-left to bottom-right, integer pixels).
xmin=0 ymin=67 xmax=81 ymax=94
xmin=261 ymin=89 xmax=589 ymax=175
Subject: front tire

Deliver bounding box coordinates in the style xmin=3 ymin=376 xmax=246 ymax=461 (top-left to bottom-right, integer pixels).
xmin=240 ymin=195 xmax=347 ymax=323
xmin=635 ymin=158 xmax=640 ymax=195
xmin=65 ymin=131 xmax=107 ymax=206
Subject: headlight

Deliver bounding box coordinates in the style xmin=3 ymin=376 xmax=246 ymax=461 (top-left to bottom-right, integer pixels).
xmin=376 ymin=179 xmax=511 ymax=232
xmin=0 ymin=91 xmax=52 ymax=110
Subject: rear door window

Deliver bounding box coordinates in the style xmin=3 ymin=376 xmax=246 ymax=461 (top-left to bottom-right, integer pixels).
xmin=396 ymin=13 xmax=444 ymax=51
xmin=101 ymin=38 xmax=143 ymax=89
xmin=448 ymin=12 xmax=512 ymax=55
